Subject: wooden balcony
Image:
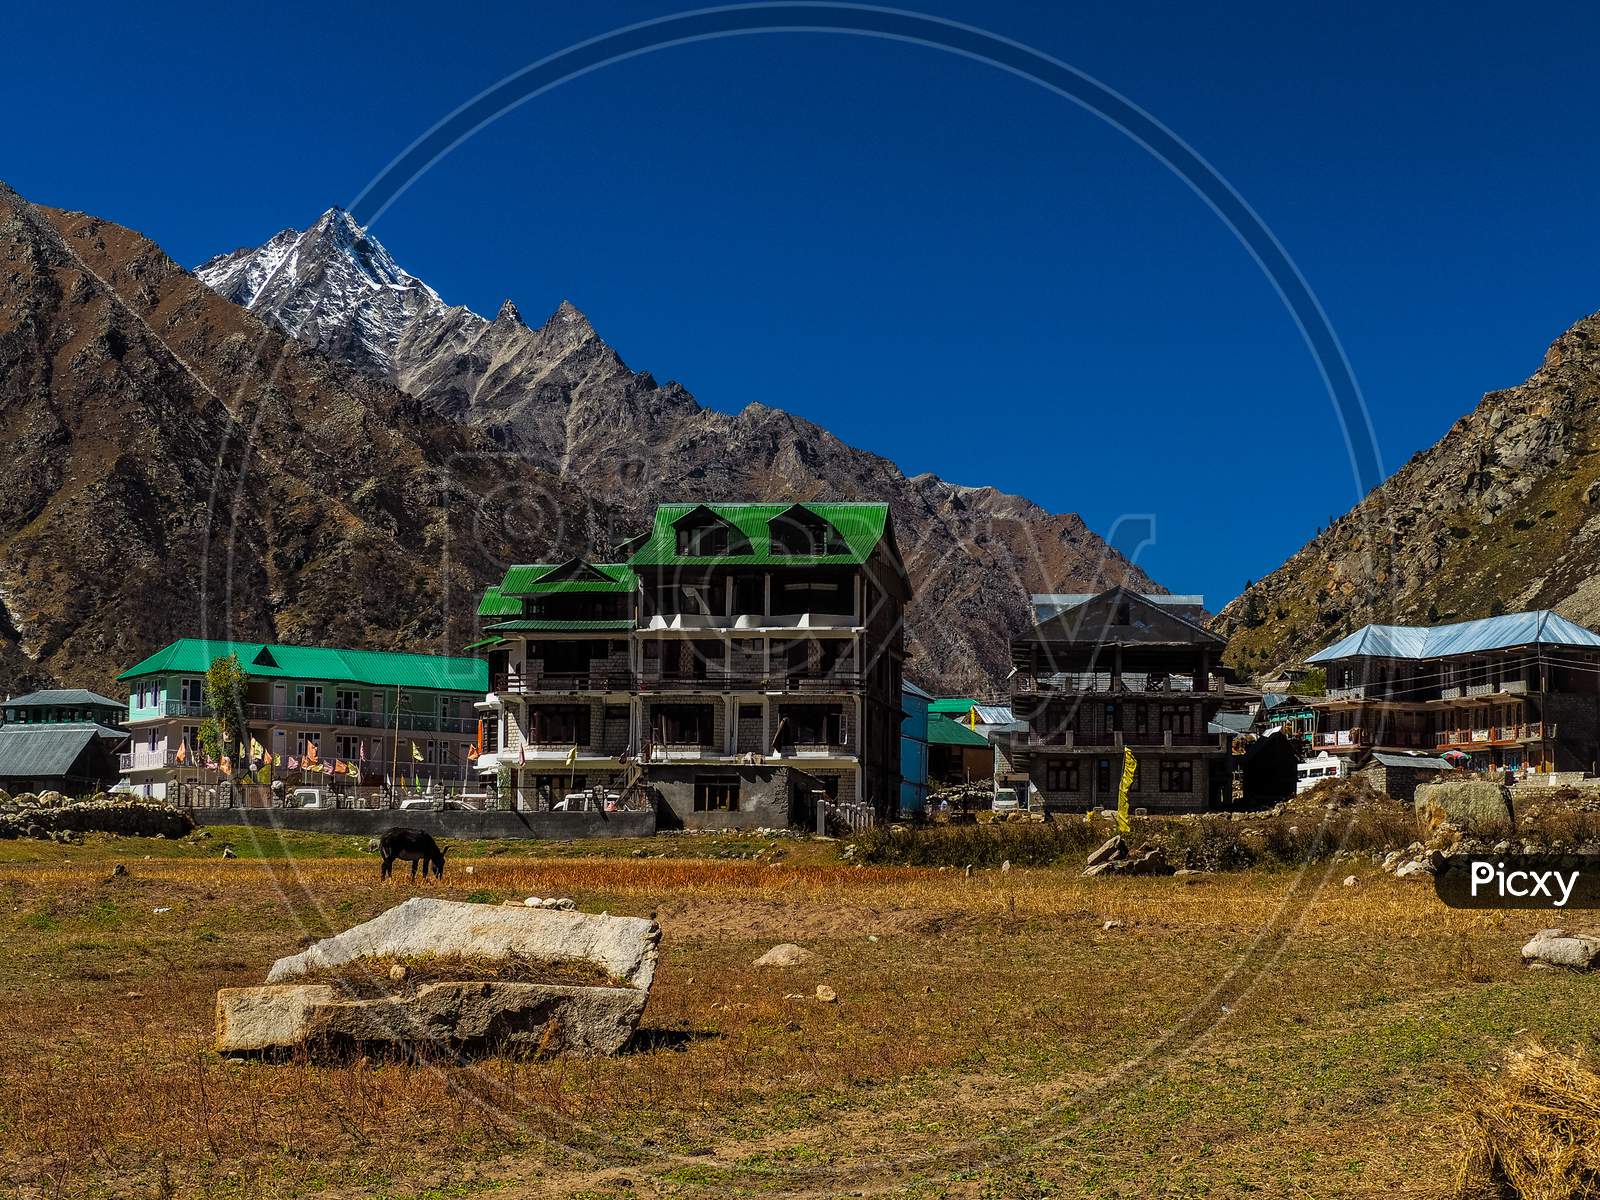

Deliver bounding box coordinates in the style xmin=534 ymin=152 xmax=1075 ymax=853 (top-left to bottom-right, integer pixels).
xmin=1014 ymin=671 xmax=1223 ymax=696
xmin=493 ymin=671 xmax=636 ymax=695
xmin=1435 ymin=722 xmax=1551 ymax=748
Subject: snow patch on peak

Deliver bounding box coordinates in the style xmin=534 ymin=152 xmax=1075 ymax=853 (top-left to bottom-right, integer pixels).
xmin=195 ymin=209 xmax=454 ymax=375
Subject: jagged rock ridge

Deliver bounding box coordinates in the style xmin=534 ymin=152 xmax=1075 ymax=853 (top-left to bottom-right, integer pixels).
xmin=0 ymin=184 xmax=611 ymax=695
xmin=1217 ymin=311 xmax=1600 ymax=670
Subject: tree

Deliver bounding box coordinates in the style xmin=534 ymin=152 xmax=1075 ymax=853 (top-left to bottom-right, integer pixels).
xmin=1293 ymin=668 xmax=1327 ymax=697
xmin=199 ymin=654 xmax=249 ymax=766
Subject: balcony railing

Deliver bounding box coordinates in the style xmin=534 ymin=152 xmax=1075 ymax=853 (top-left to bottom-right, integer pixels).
xmin=1315 ymin=730 xmax=1370 ymax=748
xmin=633 ymin=670 xmax=862 ymax=693
xmin=240 ymin=704 xmax=475 ymax=734
xmin=1020 ymin=730 xmax=1220 ymax=749
xmin=1436 ymin=722 xmax=1552 ymax=747
xmin=120 ymin=749 xmax=178 ymax=771
xmin=1015 ymin=672 xmax=1223 ymax=695
xmin=492 ymin=670 xmax=637 ymax=695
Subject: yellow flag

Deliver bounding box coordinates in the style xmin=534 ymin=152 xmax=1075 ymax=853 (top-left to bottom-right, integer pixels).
xmin=1116 ymin=747 xmax=1136 ymax=833
xmin=411 ymin=741 xmax=423 ymax=762
xmin=565 ymin=744 xmax=579 ymax=767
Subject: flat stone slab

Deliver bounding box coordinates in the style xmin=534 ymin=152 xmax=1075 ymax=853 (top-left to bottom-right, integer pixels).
xmin=223 ymin=898 xmax=661 ymax=1057
xmin=266 ymin=897 xmax=660 ymax=990
xmin=217 ymin=980 xmax=647 ymax=1056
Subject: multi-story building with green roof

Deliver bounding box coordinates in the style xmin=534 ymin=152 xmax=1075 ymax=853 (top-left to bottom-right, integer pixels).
xmin=115 ymin=639 xmax=487 ymax=800
xmin=477 ymin=501 xmax=912 ymax=827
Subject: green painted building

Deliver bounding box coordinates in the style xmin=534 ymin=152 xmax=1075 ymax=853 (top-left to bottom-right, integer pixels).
xmin=115 ymin=639 xmax=487 ymax=800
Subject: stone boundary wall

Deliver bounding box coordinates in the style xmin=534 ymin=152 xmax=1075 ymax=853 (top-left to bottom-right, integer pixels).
xmin=190 ymin=807 xmax=656 ymax=840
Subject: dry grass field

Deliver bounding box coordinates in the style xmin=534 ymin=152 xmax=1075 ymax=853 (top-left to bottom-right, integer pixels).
xmin=0 ymin=827 xmax=1592 ymax=1200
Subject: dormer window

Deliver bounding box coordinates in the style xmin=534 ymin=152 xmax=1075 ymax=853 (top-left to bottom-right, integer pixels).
xmin=768 ymin=505 xmax=846 ymax=556
xmin=671 ymin=506 xmax=749 ymax=557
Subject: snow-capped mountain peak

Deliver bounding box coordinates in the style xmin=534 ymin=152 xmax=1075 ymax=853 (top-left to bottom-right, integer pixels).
xmin=195 ymin=208 xmax=458 ymax=374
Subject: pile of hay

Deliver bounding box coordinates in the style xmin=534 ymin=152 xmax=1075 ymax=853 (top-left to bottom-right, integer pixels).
xmin=1454 ymin=1043 xmax=1600 ymax=1199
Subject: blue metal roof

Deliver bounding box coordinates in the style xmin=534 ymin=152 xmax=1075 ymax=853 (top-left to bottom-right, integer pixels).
xmin=1306 ymin=610 xmax=1600 ymax=663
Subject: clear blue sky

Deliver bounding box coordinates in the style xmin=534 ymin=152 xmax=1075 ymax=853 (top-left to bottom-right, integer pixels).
xmin=8 ymin=1 xmax=1599 ymax=607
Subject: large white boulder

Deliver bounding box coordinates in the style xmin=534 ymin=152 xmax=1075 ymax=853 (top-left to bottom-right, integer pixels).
xmin=266 ymin=897 xmax=659 ymax=990
xmin=221 ymin=898 xmax=661 ymax=1057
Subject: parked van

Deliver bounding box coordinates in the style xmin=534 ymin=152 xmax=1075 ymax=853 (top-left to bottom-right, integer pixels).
xmin=290 ymin=787 xmax=332 ymax=809
xmin=1295 ymin=753 xmax=1349 ymax=795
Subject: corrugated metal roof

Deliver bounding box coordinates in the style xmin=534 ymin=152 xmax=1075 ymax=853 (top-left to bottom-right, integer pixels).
xmin=971 ymin=703 xmax=1016 ymax=727
xmin=1370 ymin=752 xmax=1452 ymax=771
xmin=927 ymin=697 xmax=979 ymax=715
xmin=901 ymin=680 xmax=933 ymax=699
xmin=116 ymin=639 xmax=487 ymax=692
xmin=1306 ymin=610 xmax=1600 ymax=662
xmin=0 ymin=727 xmax=101 ymax=778
xmin=926 ymin=715 xmax=992 ymax=747
xmin=482 ymin=619 xmax=635 ymax=633
xmin=627 ymin=502 xmax=891 ymax=567
xmin=5 ymin=688 xmax=124 ymax=709
xmin=477 ymin=586 xmax=522 ymax=617
xmin=498 ymin=562 xmax=637 ymax=595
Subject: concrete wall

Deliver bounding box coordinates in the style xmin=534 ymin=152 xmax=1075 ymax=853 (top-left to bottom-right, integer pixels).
xmin=191 ymin=806 xmax=656 ymax=840
xmin=648 ymin=764 xmax=805 ymax=830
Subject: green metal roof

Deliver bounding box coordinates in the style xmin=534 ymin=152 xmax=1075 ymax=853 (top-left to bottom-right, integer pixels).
xmin=926 ymin=715 xmax=992 ymax=748
xmin=0 ymin=727 xmax=105 ymax=779
xmin=482 ymin=619 xmax=635 ymax=633
xmin=116 ymin=639 xmax=488 ymax=693
xmin=477 ymin=586 xmax=522 ymax=618
xmin=463 ymin=636 xmax=507 ymax=652
xmin=498 ymin=562 xmax=637 ymax=595
xmin=928 ymin=697 xmax=980 ymax=716
xmin=5 ymin=688 xmax=125 ymax=709
xmin=627 ymin=502 xmax=892 ymax=567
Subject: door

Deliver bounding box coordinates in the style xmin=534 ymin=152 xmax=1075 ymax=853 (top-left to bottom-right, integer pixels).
xmin=272 ymin=683 xmax=287 ymax=720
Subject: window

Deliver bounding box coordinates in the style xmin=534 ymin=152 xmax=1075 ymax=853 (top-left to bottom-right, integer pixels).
xmin=297 ymin=731 xmax=321 ymax=756
xmin=336 ymin=735 xmax=362 ymax=760
xmin=1104 ymin=702 xmax=1121 ymax=732
xmin=181 ymin=678 xmax=204 ymax=706
xmin=733 ymin=574 xmax=765 ymax=615
xmin=335 ymin=689 xmax=359 ymax=719
xmin=677 ymin=523 xmax=730 ymax=556
xmin=774 ymin=577 xmax=854 ymax=616
xmin=182 ymin=725 xmax=200 ymax=753
xmin=1095 ymin=758 xmax=1112 ymax=795
xmin=1159 ymin=705 xmax=1194 ymax=736
xmin=296 ymin=685 xmax=324 ymax=711
xmin=1045 ymin=759 xmax=1079 ymax=791
xmin=653 ymin=704 xmax=714 ymax=745
xmin=776 ymin=704 xmax=846 ymax=746
xmin=694 ymin=776 xmax=741 ymax=812
xmin=1160 ymin=759 xmax=1194 ymax=793
xmin=526 ymin=705 xmax=590 ymax=745
xmin=739 ymin=704 xmax=763 ymax=722
xmin=1133 ymin=704 xmax=1149 ymax=737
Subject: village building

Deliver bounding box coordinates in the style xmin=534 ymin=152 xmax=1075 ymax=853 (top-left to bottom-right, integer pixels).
xmin=1004 ymin=588 xmax=1232 ymax=812
xmin=927 ymin=714 xmax=994 ymax=786
xmin=115 ymin=640 xmax=486 ymax=800
xmin=477 ymin=501 xmax=912 ymax=829
xmin=900 ymin=681 xmax=932 ymax=818
xmin=1303 ymin=610 xmax=1600 ymax=773
xmin=0 ymin=689 xmax=127 ymax=795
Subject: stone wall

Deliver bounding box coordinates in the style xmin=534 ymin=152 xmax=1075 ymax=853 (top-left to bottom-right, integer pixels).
xmin=191 ymin=806 xmax=656 ymax=840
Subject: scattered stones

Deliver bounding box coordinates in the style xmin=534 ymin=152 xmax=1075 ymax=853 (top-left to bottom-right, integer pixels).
xmin=1086 ymin=835 xmax=1127 ymax=869
xmin=522 ymin=896 xmax=577 ymax=911
xmin=1102 ymin=919 xmax=1123 ymax=931
xmin=1343 ymin=875 xmax=1358 ymax=887
xmin=108 ymin=863 xmax=128 ymax=878
xmin=753 ymin=943 xmax=815 ymax=968
xmin=814 ymin=984 xmax=838 ymax=1003
xmin=221 ymin=846 xmax=237 ymax=859
xmin=1521 ymin=928 xmax=1600 ymax=971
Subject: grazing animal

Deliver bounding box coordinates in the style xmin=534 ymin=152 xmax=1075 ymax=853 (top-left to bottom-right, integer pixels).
xmin=379 ymin=828 xmax=446 ymax=881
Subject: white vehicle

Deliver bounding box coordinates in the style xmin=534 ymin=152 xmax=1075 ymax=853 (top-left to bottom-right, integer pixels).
xmin=290 ymin=787 xmax=333 ymax=809
xmin=398 ymin=796 xmax=435 ymax=811
xmin=1296 ymin=753 xmax=1349 ymax=795
xmin=555 ymin=788 xmax=621 ymax=812
xmin=992 ymin=786 xmax=1022 ymax=815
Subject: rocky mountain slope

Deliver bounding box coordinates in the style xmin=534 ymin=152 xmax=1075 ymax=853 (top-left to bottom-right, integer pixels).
xmin=1217 ymin=311 xmax=1600 ymax=671
xmin=201 ymin=211 xmax=1160 ymax=692
xmin=0 ymin=184 xmax=609 ymax=695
